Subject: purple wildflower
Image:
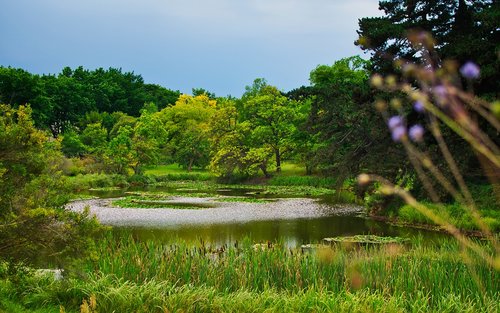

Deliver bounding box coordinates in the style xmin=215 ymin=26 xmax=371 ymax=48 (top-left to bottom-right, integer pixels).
xmin=388 ymin=116 xmax=403 ymax=130
xmin=413 ymin=101 xmax=425 ymax=113
xmin=460 ymin=62 xmax=480 ymax=80
xmin=433 ymin=85 xmax=447 ymax=99
xmin=391 ymin=126 xmax=406 ymax=142
xmin=409 ymin=124 xmax=425 ymax=142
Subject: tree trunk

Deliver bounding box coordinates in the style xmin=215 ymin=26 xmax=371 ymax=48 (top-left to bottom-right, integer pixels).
xmin=187 ymin=158 xmax=194 ymax=172
xmin=260 ymin=164 xmax=270 ymax=178
xmin=275 ymin=148 xmax=281 ymax=173
xmin=306 ymin=164 xmax=313 ymax=176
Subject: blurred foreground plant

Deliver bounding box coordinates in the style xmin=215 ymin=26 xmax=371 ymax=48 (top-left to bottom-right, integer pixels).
xmin=359 ymin=32 xmax=499 ymax=271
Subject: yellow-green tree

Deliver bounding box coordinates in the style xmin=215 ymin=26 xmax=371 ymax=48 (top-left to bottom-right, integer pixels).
xmin=160 ymin=94 xmax=216 ymax=171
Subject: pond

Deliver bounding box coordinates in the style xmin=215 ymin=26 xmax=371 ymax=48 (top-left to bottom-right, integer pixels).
xmin=73 ymin=185 xmax=449 ymax=247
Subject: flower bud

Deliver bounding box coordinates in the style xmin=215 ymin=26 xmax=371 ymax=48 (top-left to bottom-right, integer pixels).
xmin=409 ymin=124 xmax=424 ymax=142
xmin=460 ymin=61 xmax=480 ymax=79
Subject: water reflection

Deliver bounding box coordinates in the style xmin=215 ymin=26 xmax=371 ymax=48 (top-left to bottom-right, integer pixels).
xmin=84 ymin=185 xmax=449 ymax=246
xmin=113 ymin=215 xmax=448 ymax=247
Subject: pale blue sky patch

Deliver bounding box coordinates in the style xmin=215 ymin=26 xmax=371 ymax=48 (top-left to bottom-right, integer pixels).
xmin=0 ymin=0 xmax=381 ymax=96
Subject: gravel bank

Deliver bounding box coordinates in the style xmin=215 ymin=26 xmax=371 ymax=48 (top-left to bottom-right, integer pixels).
xmin=67 ymin=197 xmax=364 ymax=227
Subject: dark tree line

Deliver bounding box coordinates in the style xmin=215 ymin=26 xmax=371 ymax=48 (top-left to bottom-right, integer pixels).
xmin=0 ymin=66 xmax=180 ymax=136
xmin=357 ymin=0 xmax=499 ymax=98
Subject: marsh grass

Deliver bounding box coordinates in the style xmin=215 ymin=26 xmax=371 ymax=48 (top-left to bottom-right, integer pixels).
xmin=85 ymin=235 xmax=497 ymax=298
xmin=3 ymin=235 xmax=498 ymax=312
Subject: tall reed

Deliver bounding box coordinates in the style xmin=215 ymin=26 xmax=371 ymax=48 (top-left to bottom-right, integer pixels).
xmin=6 ymin=235 xmax=498 ymax=312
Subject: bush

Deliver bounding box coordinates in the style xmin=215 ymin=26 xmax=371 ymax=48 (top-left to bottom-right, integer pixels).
xmin=128 ymin=174 xmax=157 ymax=186
xmin=66 ymin=174 xmax=129 ymax=191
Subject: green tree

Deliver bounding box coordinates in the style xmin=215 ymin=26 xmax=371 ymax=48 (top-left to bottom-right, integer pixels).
xmin=109 ymin=113 xmax=137 ymax=139
xmin=208 ymin=99 xmax=274 ymax=178
xmin=208 ymin=99 xmax=247 ymax=177
xmin=356 ymin=0 xmax=499 ymax=97
xmin=105 ymin=126 xmax=136 ymax=174
xmin=131 ymin=103 xmax=167 ymax=174
xmin=192 ymin=88 xmax=216 ymax=99
xmin=160 ymin=94 xmax=215 ymax=171
xmin=80 ymin=123 xmax=108 ymax=155
xmin=240 ymin=80 xmax=302 ymax=173
xmin=306 ymin=57 xmax=394 ymax=177
xmin=61 ymin=127 xmax=87 ymax=157
xmin=0 ymin=66 xmax=181 ymax=133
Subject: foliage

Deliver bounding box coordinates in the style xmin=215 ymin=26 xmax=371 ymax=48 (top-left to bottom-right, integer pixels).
xmin=160 ymin=94 xmax=216 ymax=171
xmin=0 ymin=105 xmax=104 ymax=264
xmin=298 ymin=56 xmax=396 ymax=178
xmin=80 ymin=123 xmax=108 ymax=156
xmin=131 ymin=103 xmax=167 ymax=174
xmin=65 ymin=173 xmax=129 ymax=191
xmin=240 ymin=79 xmax=304 ymax=173
xmin=358 ymin=32 xmax=499 ymax=274
xmin=208 ymin=99 xmax=253 ymax=178
xmin=60 ymin=128 xmax=87 ymax=157
xmin=356 ymin=0 xmax=499 ymax=98
xmin=104 ymin=126 xmax=135 ymax=175
xmin=0 ymin=66 xmax=180 ymax=135
xmin=2 ymin=236 xmax=498 ymax=312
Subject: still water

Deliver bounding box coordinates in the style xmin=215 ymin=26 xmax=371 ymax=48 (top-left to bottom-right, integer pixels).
xmin=112 ymin=215 xmax=447 ymax=247
xmin=83 ymin=186 xmax=448 ymax=246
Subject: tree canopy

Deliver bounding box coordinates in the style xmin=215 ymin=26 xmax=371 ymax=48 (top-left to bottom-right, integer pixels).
xmin=0 ymin=66 xmax=181 ymax=135
xmin=356 ymin=0 xmax=499 ymax=97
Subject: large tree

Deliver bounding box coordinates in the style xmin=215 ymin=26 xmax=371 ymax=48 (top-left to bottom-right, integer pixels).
xmin=240 ymin=79 xmax=302 ymax=173
xmin=160 ymin=94 xmax=216 ymax=171
xmin=356 ymin=0 xmax=499 ymax=97
xmin=208 ymin=98 xmax=274 ymax=178
xmin=302 ymin=56 xmax=396 ymax=177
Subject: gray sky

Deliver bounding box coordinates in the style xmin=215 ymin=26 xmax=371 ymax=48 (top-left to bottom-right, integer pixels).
xmin=0 ymin=0 xmax=381 ymax=96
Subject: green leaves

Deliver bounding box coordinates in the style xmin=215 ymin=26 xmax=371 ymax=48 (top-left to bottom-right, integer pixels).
xmin=160 ymin=94 xmax=216 ymax=171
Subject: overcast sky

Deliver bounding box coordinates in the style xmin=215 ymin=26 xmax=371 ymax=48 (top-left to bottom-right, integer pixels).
xmin=0 ymin=0 xmax=381 ymax=96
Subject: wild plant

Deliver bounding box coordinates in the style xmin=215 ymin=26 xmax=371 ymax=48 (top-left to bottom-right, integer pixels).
xmin=358 ymin=32 xmax=499 ymax=273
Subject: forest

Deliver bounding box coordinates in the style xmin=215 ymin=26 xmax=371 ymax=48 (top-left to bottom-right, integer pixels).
xmin=0 ymin=0 xmax=499 ymax=312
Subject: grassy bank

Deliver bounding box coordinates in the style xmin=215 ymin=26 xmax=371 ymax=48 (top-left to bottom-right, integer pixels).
xmin=1 ymin=235 xmax=498 ymax=312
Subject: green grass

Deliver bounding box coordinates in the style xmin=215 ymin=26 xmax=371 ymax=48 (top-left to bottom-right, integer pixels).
xmin=397 ymin=202 xmax=500 ymax=232
xmin=268 ymin=175 xmax=337 ymax=188
xmin=277 ymin=162 xmax=307 ymax=176
xmin=2 ymin=235 xmax=497 ymax=312
xmin=143 ymin=164 xmax=215 ymax=181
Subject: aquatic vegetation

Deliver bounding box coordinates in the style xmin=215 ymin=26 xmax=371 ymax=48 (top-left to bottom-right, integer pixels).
xmin=214 ymin=197 xmax=272 ymax=203
xmin=322 ymin=235 xmax=410 ymax=245
xmin=112 ymin=196 xmax=216 ymax=210
xmin=2 ymin=235 xmax=498 ymax=312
